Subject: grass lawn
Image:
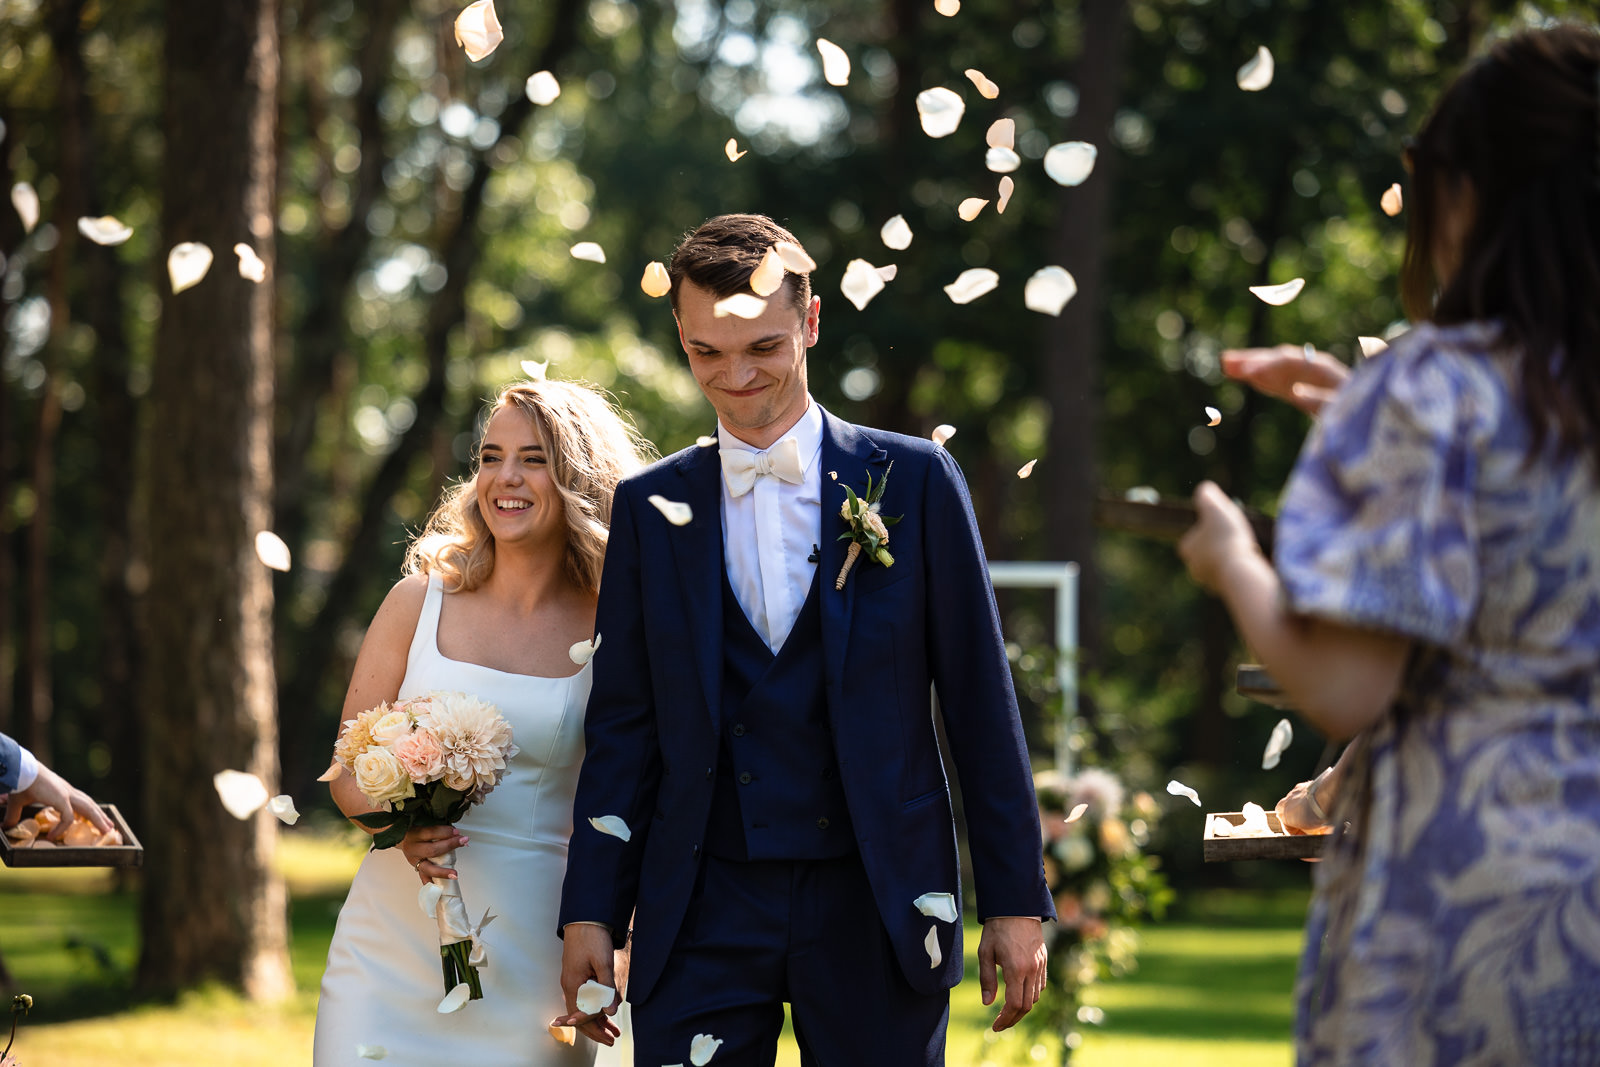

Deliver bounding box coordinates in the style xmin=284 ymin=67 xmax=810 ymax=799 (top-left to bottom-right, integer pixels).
xmin=2 ymin=831 xmax=1309 ymax=1065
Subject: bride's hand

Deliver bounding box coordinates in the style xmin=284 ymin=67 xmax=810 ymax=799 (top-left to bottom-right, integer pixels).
xmin=400 ymin=824 xmax=467 ymax=884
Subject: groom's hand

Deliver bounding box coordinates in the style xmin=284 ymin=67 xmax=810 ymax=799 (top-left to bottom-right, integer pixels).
xmin=978 ymin=916 xmax=1047 ymax=1031
xmin=558 ymin=923 xmax=622 ymax=1046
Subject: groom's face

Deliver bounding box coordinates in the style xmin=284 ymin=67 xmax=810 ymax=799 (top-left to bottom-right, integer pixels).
xmin=676 ymin=279 xmax=820 ymax=447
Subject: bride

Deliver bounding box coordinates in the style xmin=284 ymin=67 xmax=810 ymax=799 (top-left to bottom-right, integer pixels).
xmin=314 ymin=378 xmax=648 ymax=1066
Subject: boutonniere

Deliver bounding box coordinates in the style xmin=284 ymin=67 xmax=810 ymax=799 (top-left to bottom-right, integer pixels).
xmin=834 ymin=464 xmax=902 ymax=590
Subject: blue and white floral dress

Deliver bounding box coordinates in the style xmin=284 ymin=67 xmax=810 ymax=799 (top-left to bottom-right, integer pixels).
xmin=1275 ymin=321 xmax=1600 ymax=1066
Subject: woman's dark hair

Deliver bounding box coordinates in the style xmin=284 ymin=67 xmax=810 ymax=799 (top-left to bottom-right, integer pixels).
xmin=1400 ymin=23 xmax=1600 ymax=464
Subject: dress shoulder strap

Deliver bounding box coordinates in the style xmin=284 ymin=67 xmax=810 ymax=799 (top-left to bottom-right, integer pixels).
xmin=403 ymin=572 xmax=447 ymax=679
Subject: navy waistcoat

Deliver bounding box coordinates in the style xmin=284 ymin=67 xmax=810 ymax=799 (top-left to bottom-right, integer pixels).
xmin=703 ymin=571 xmax=855 ymax=861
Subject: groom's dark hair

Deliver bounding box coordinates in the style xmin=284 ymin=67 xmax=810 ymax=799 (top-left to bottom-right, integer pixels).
xmin=667 ymin=213 xmax=813 ymax=318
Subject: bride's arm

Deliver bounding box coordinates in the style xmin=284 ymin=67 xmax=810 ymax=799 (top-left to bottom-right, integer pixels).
xmin=328 ymin=575 xmax=463 ymax=881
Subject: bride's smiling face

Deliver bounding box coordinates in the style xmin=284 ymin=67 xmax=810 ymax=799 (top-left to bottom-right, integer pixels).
xmin=475 ymin=407 xmax=566 ymax=550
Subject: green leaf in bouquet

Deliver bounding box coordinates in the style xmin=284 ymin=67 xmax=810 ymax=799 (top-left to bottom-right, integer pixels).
xmin=371 ymin=824 xmax=408 ymax=850
xmin=350 ymin=811 xmax=396 ymax=830
xmin=431 ymin=786 xmax=465 ymax=820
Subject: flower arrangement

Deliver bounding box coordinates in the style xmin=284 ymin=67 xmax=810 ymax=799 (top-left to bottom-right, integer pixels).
xmin=834 ymin=464 xmax=900 ymax=589
xmin=322 ymin=691 xmax=518 ymax=1003
xmin=1025 ymin=766 xmax=1172 ymax=1063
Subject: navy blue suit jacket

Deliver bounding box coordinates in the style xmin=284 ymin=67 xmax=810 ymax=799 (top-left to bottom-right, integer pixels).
xmin=0 ymin=731 xmax=22 ymax=792
xmin=558 ymin=410 xmax=1053 ymax=1002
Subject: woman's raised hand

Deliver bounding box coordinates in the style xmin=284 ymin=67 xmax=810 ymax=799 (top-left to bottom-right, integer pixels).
xmin=1222 ymin=344 xmax=1350 ymax=416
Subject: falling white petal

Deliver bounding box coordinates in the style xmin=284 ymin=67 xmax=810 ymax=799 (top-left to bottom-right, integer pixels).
xmin=524 ymin=71 xmax=561 ymax=105
xmin=1380 ymin=183 xmax=1403 ymax=217
xmin=1249 ymin=278 xmax=1306 ymax=306
xmin=696 ymin=435 xmax=718 ymax=448
xmin=640 ymin=261 xmax=671 ymax=298
xmin=713 ymin=293 xmax=767 ymax=319
xmin=1043 ymin=142 xmax=1098 ymax=186
xmin=78 ymin=215 xmax=133 ymax=245
xmin=648 ymin=495 xmax=693 ymax=526
xmin=840 ymin=259 xmax=887 ymax=311
xmin=167 ymin=242 xmax=214 ymax=294
xmin=1024 ymin=266 xmax=1078 ymax=316
xmin=1236 ymin=46 xmax=1274 ymax=91
xmin=933 ymin=0 xmax=959 ymax=14
xmin=816 ymin=38 xmax=850 ymax=87
xmin=997 ymin=176 xmax=1015 ymax=214
xmin=1018 ymin=459 xmax=1037 ymax=479
xmin=1065 ymin=802 xmax=1088 ymax=823
xmin=957 ymin=198 xmax=988 ymax=222
xmin=1261 ymin=717 xmax=1294 ymax=770
xmin=985 ymin=147 xmax=1021 ymax=173
xmin=1205 ymin=406 xmax=1222 ymax=427
xmin=575 ymin=980 xmax=616 ymax=1016
xmin=213 ymin=770 xmax=270 ymax=820
xmin=1166 ymin=779 xmax=1201 ymax=807
xmin=589 ymin=815 xmax=633 ymax=841
xmin=1125 ymin=486 xmax=1160 ymax=504
xmin=317 ymin=762 xmax=343 ymax=782
xmin=690 ymin=1034 xmax=724 ymax=1066
xmin=569 ymin=633 xmax=602 ymax=665
xmin=774 ymin=241 xmax=816 ymax=273
xmin=931 ymin=424 xmax=957 ymax=447
xmin=880 ymin=215 xmax=913 ymax=250
xmin=924 ymin=925 xmax=943 ymax=968
xmin=419 ymin=882 xmax=444 ymax=919
xmin=267 ymin=795 xmax=300 ymax=825
xmin=453 ymin=0 xmax=503 ymax=62
xmin=11 ymin=183 xmax=39 ymax=234
xmin=254 ymin=530 xmax=292 ymax=572
xmin=750 ymin=248 xmax=786 ymax=297
xmin=916 ymin=87 xmax=966 ymax=139
xmin=234 ymin=243 xmax=267 ymax=283
xmin=357 ymin=1046 xmax=388 ymax=1061
xmin=986 ymin=118 xmax=1015 ymax=150
xmin=943 ymin=268 xmax=998 ymax=305
xmin=521 ymin=359 xmax=550 ymax=381
xmin=875 ymin=264 xmax=898 ymax=282
xmin=438 ymin=983 xmax=472 ymax=1013
xmin=963 ymin=68 xmax=999 ymax=99
xmin=724 ymin=138 xmax=747 ymax=162
xmin=913 ymin=892 xmax=958 ymax=923
xmin=570 ymin=242 xmax=606 ymax=264
xmin=1358 ymin=335 xmax=1389 ymax=358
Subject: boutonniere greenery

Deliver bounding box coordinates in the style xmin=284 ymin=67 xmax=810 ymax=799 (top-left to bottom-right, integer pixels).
xmin=834 ymin=464 xmax=901 ymax=590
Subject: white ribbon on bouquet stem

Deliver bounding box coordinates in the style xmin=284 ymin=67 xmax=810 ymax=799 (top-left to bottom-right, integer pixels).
xmin=429 ymin=848 xmax=483 ymax=965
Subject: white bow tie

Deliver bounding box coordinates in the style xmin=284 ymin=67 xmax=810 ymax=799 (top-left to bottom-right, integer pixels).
xmin=720 ymin=437 xmax=805 ymax=497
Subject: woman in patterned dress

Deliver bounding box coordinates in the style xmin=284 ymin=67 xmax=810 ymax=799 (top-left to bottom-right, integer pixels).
xmin=1181 ymin=24 xmax=1600 ymax=1066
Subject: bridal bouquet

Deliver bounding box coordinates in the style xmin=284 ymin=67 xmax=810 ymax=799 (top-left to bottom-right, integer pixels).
xmin=322 ymin=691 xmax=518 ymax=1003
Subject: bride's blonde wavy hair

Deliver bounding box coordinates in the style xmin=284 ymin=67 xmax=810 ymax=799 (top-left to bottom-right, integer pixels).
xmin=403 ymin=379 xmax=652 ymax=594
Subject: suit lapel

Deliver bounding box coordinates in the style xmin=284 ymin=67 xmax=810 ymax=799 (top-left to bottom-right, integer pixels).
xmin=818 ymin=410 xmax=889 ymax=704
xmin=665 ymin=442 xmax=726 ymax=727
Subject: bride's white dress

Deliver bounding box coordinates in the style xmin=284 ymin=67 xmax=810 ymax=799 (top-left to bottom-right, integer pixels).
xmin=315 ymin=575 xmax=617 ymax=1066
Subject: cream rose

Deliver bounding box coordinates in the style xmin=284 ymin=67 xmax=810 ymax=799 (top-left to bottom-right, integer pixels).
xmin=353 ymin=746 xmax=416 ymax=808
xmin=369 ymin=708 xmax=414 ymax=747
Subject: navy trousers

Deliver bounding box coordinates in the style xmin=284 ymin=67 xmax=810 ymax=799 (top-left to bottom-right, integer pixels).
xmin=631 ymin=853 xmax=950 ymax=1066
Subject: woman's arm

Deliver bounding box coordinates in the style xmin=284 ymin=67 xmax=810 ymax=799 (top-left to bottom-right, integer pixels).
xmin=1180 ymin=482 xmax=1411 ymax=741
xmin=329 ymin=574 xmax=464 ymax=881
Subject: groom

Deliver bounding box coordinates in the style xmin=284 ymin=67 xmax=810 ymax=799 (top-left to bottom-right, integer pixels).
xmin=558 ymin=214 xmax=1052 ymax=1065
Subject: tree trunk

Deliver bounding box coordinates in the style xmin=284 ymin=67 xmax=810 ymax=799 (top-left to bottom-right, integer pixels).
xmin=1042 ymin=0 xmax=1130 ymax=666
xmin=137 ymin=0 xmax=291 ymax=999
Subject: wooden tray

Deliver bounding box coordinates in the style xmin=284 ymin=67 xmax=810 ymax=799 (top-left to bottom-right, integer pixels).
xmin=1203 ymin=810 xmax=1327 ymax=862
xmin=1094 ymin=493 xmax=1276 ymax=553
xmin=1236 ymin=664 xmax=1295 ymax=709
xmin=1 ymin=804 xmax=144 ymax=868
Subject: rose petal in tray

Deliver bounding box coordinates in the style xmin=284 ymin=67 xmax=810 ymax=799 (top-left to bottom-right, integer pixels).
xmin=1202 ymin=809 xmax=1327 ymax=863
xmin=1 ymin=804 xmax=144 ymax=868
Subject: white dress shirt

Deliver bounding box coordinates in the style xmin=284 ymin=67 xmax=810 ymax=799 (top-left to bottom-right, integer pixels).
xmin=718 ymin=399 xmax=824 ymax=651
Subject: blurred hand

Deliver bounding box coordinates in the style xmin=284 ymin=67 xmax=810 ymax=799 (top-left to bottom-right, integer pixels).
xmin=400 ymin=824 xmax=467 ymax=884
xmin=1222 ymin=345 xmax=1350 ymax=416
xmin=1276 ymin=772 xmax=1333 ymax=835
xmin=1178 ymin=481 xmax=1264 ymax=593
xmin=4 ymin=763 xmax=112 ymax=840
xmin=556 ymin=923 xmax=622 ymax=1046
xmin=979 ymin=916 xmax=1047 ymax=1032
